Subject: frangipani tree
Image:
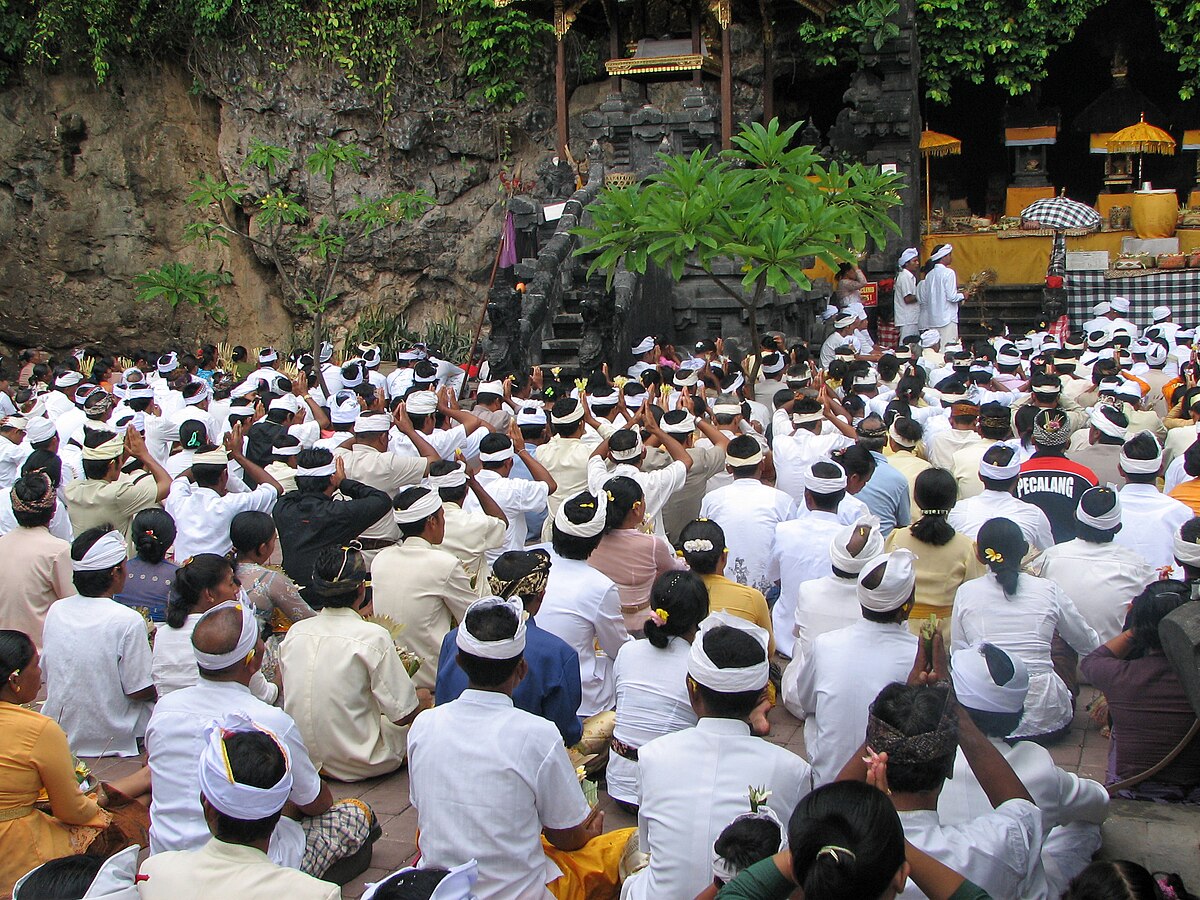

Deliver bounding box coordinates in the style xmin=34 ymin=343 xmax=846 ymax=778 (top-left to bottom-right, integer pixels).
xmin=574 ymin=119 xmax=904 ymax=376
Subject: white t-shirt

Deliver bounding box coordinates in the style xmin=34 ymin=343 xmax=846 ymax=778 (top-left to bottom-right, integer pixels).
xmin=700 ymin=479 xmax=797 ymax=595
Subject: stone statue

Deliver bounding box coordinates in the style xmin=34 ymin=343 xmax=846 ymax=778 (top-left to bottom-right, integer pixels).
xmin=535 ymin=156 xmax=576 ymax=200
xmin=483 ymin=283 xmax=525 ymax=376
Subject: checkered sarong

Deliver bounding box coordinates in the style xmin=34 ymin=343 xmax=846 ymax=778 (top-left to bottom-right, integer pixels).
xmin=1067 ymin=269 xmax=1200 ymax=328
xmin=300 ymin=798 xmax=374 ymax=876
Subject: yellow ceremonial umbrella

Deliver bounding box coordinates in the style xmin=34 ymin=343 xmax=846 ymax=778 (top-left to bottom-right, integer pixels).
xmin=920 ymin=129 xmax=962 ymax=232
xmin=1106 ymin=113 xmax=1176 ymax=184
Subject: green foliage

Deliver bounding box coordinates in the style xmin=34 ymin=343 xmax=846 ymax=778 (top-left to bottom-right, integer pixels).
xmin=134 ymin=262 xmax=232 ymax=326
xmin=798 ymin=0 xmax=1200 ymax=102
xmin=434 ymin=0 xmax=552 ymax=105
xmin=575 ymin=119 xmax=902 ymax=356
xmin=344 ymin=308 xmax=471 ymax=359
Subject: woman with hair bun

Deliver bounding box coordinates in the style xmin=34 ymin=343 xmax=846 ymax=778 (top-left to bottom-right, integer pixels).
xmin=113 ymin=508 xmax=178 ymax=623
xmin=605 ymin=569 xmax=708 ymax=812
xmin=680 ymin=518 xmax=775 ymax=657
xmin=951 ymin=517 xmax=1100 ymax=743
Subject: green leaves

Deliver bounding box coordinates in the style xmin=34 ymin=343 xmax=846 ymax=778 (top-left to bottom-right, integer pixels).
xmin=134 ymin=262 xmax=231 ymax=325
xmin=246 ymin=140 xmax=292 ymax=180
xmin=574 ymin=117 xmax=903 ymax=309
xmin=305 ymin=139 xmax=369 ymax=183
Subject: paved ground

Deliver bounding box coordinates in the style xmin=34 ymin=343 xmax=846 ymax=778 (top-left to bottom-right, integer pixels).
xmin=84 ymin=686 xmax=1117 ymax=897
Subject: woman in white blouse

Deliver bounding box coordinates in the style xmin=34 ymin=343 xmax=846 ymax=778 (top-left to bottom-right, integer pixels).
xmin=951 ymin=517 xmax=1100 ymax=742
xmin=606 ymin=570 xmax=708 ymax=812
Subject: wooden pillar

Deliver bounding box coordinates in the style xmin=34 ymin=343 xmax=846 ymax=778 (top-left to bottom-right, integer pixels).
xmin=691 ymin=5 xmax=702 ymax=87
xmin=554 ymin=0 xmax=569 ymax=158
xmin=721 ymin=25 xmax=732 ymax=149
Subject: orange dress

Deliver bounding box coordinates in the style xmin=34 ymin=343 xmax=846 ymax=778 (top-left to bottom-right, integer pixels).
xmin=0 ymin=703 xmax=107 ymax=899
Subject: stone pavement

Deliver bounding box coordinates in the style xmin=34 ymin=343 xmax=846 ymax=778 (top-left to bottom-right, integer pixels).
xmin=84 ymin=684 xmax=1154 ymax=898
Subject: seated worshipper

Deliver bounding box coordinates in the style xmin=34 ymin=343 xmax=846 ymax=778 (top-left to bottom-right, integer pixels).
xmin=794 ymin=549 xmax=919 ymax=787
xmin=1169 ymin=441 xmax=1200 ymax=514
xmin=63 ymin=426 xmax=172 ymax=542
xmin=649 ymin=406 xmax=730 ymax=543
xmin=622 ymin=613 xmax=812 ymax=900
xmin=586 ymin=403 xmax=691 ymax=536
xmin=12 ymin=846 xmax=144 ymax=900
xmin=0 ymin=631 xmax=152 ymax=899
xmin=939 ymin=642 xmax=1108 ymax=897
xmin=113 ymin=508 xmax=177 ymax=623
xmin=768 ymin=392 xmax=857 ymax=504
xmin=0 ymin=449 xmax=73 ymax=542
xmin=855 ymin=681 xmax=1044 ymax=900
xmin=427 ymin=459 xmax=507 ymax=590
xmin=925 ymin=401 xmax=985 ymax=470
xmin=41 ymin=527 xmax=155 ymax=756
xmin=138 ymin=718 xmax=340 ymax=900
xmin=952 ymin=517 xmax=1099 ymax=742
xmin=0 ymin=472 xmax=73 ymax=646
xmin=1035 ymin=487 xmax=1156 ymax=643
xmin=436 ymin=549 xmax=582 ymax=745
xmin=355 ymin=861 xmax=479 ymax=900
xmin=408 ymin=596 xmax=632 ymax=900
xmin=950 ymin=402 xmax=1013 ymax=501
xmin=152 ymin=554 xmax=277 ymax=703
xmin=707 ymin=805 xmax=787 ymax=893
xmin=766 ymin=460 xmax=847 ymax=656
xmin=371 ymin=486 xmax=477 ymax=691
xmin=230 ymin=510 xmax=316 ymax=661
xmin=587 ymin=475 xmax=684 ymax=635
xmin=1116 ymin=431 xmax=1192 ymax=569
xmin=887 ymin=468 xmax=984 ymax=641
xmin=680 ymin=518 xmax=774 ymax=654
xmin=466 ymin=429 xmax=555 ymax=562
xmin=146 ymin=601 xmax=376 ymax=878
xmin=1072 ymin=403 xmax=1130 ymax=486
xmin=1082 ymin=581 xmax=1200 ymax=802
xmin=335 ymin=409 xmax=437 ymax=561
xmin=885 ymin=417 xmax=932 ymax=518
xmin=264 ymin=433 xmax=302 ymax=494
xmin=947 ymin=443 xmax=1054 ymax=550
xmin=700 ymin=436 xmax=798 ymax=596
xmin=164 ymin=434 xmax=282 ymax=561
xmin=713 ymin=781 xmax=999 ymax=900
xmin=535 ymin=398 xmax=610 ymax=540
xmin=272 ymin=448 xmax=392 ymax=588
xmin=537 ymin=490 xmax=630 ymax=722
xmin=281 ymin=542 xmax=428 ymax=782
xmin=606 ymin=570 xmax=707 ymax=812
xmin=1015 ymin=410 xmax=1099 ymax=543
xmin=853 ymin=414 xmax=913 ymax=535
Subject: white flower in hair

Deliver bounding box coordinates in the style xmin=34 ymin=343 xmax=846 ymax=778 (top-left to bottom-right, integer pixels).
xmin=683 ymin=539 xmax=715 ymax=553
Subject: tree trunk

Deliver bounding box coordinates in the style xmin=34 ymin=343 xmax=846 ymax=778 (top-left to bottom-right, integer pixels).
xmin=311 ymin=310 xmax=333 ymax=399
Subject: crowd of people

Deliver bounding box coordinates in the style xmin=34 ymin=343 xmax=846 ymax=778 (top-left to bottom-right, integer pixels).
xmin=0 ymin=242 xmax=1197 ymax=899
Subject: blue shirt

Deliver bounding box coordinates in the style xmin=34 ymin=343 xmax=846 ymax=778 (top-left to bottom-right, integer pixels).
xmin=856 ymin=450 xmax=912 ymax=536
xmin=113 ymin=557 xmax=178 ymax=622
xmin=436 ymin=616 xmax=583 ymax=745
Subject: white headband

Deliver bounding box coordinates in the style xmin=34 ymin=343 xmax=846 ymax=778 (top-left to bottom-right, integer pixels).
xmin=193 ymin=600 xmax=259 ymax=669
xmin=951 ymin=642 xmax=1029 ymax=714
xmin=856 ymin=548 xmax=917 ymax=612
xmin=72 ymin=530 xmax=128 ymax=572
xmin=687 ymin=611 xmax=770 ymax=692
xmin=273 ymin=442 xmax=302 ymax=457
xmin=354 ymin=414 xmax=392 ymax=434
xmin=427 ymin=462 xmax=468 ymax=489
xmin=516 ymin=406 xmax=547 ymax=426
xmin=725 ymin=373 xmax=745 ymax=393
xmin=1076 ymin=487 xmax=1123 ymax=531
xmin=898 ymin=247 xmax=919 ymax=266
xmin=192 ymin=448 xmax=230 ymax=466
xmin=930 ymin=244 xmax=953 ymax=262
xmin=610 ymin=432 xmax=644 ymax=461
xmin=792 ymin=410 xmax=825 ymax=426
xmin=456 ymin=596 xmax=527 ymax=659
xmin=728 ymin=447 xmax=764 ymax=467
xmin=1089 ymin=405 xmax=1127 ymax=440
xmin=394 ymin=488 xmax=444 ymax=524
xmin=13 ymin=845 xmax=141 ymax=900
xmin=296 ymin=461 xmax=337 ymax=477
xmin=553 ymin=491 xmax=607 ymax=537
xmin=361 ymin=860 xmax=480 ymax=900
xmin=269 ymin=396 xmax=300 ymax=415
xmin=920 ymin=329 xmax=940 ymax=348
xmin=805 ymin=460 xmax=847 ymax=494
xmin=1173 ymin=530 xmax=1200 ymax=566
xmin=258 ymin=349 xmax=278 ymax=363
xmin=713 ymin=402 xmax=742 ymax=416
xmin=406 ymin=391 xmax=439 ymax=415
xmin=1120 ymin=432 xmax=1162 ymax=474
xmin=551 ymin=403 xmax=585 ymax=425
xmin=55 ymin=370 xmax=84 ymax=388
xmin=632 ymin=336 xmax=656 ymax=355
xmin=197 ymin=714 xmax=293 ymax=819
xmin=478 ymin=381 xmax=505 ymax=396
xmin=183 ymin=385 xmax=210 ymax=406
xmin=978 ymin=447 xmax=1020 ymax=480
xmin=82 ymin=433 xmax=124 ymax=461
xmin=662 ymin=413 xmax=696 ymax=436
xmin=829 ymin=514 xmax=884 ymax=574
xmin=330 ymin=393 xmax=361 ymax=424
xmin=590 ymin=391 xmax=620 ymax=408
xmin=479 ymin=445 xmax=516 ymax=463
xmin=761 ymin=355 xmax=785 ymax=375
xmin=888 ymin=421 xmax=917 ymax=448
xmin=24 ymin=417 xmax=56 ymax=444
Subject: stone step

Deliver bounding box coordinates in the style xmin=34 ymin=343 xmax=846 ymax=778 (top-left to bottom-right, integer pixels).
xmin=552 ymin=313 xmax=584 ymax=339
xmin=1099 ymin=799 xmax=1200 ymax=887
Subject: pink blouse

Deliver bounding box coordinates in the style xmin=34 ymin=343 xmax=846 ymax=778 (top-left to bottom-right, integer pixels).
xmin=588 ymin=528 xmax=685 ymax=633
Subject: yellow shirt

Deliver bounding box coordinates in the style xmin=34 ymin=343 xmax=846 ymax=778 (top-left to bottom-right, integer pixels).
xmin=700 ymin=573 xmax=776 ymax=657
xmin=886 ymin=528 xmax=984 ymax=624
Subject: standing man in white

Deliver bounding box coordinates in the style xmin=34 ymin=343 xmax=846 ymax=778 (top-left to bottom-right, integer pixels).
xmin=922 ymin=244 xmax=965 ymax=345
xmin=893 ymin=247 xmax=922 ymax=342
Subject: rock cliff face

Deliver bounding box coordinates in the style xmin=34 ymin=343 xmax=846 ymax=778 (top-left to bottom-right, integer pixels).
xmin=0 ymin=60 xmax=556 ymax=354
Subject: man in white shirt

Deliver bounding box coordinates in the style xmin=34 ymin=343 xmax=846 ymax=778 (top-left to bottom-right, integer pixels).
xmin=939 ymin=643 xmax=1108 ymax=898
xmin=767 ymin=459 xmax=846 ymax=657
xmin=948 ymin=443 xmax=1055 ymax=550
xmin=536 ymin=398 xmax=618 ymax=538
xmin=622 ymin=612 xmax=812 ymax=900
xmin=820 ymin=313 xmax=858 ymax=368
xmin=1035 ymin=486 xmax=1156 ymax=642
xmin=371 ymin=486 xmax=477 ymax=690
xmin=649 ymin=405 xmax=730 ymax=543
xmin=795 ymin=548 xmax=919 ymax=785
xmin=1115 ymin=431 xmax=1193 ymax=569
xmin=138 ymin=718 xmax=341 ymax=900
xmin=700 ymin=436 xmax=797 ymax=595
xmin=922 ymin=244 xmax=965 ymax=344
xmin=41 ymin=527 xmax=156 ymax=756
xmin=146 ymin=601 xmax=374 ymax=877
xmin=408 ymin=596 xmax=626 ymax=900
xmin=925 ymin=401 xmax=984 ymax=470
xmin=627 ymin=336 xmax=658 ymax=380
xmin=894 ymin=247 xmax=921 ymax=340
xmin=164 ymin=429 xmax=282 ymax=561
xmin=587 ymin=404 xmax=690 ymax=536
xmin=537 ymin=491 xmax=630 ymax=717
xmin=769 ymin=391 xmax=856 ymax=503
xmin=467 ymin=428 xmax=555 ymax=561
xmin=429 ymin=459 xmax=508 ymax=590
xmin=0 ymin=415 xmax=30 ymax=488
xmin=393 ymin=388 xmax=492 ymax=461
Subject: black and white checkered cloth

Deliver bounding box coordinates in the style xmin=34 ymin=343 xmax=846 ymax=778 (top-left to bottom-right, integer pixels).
xmin=1067 ymin=269 xmax=1200 ymax=328
xmin=1022 ymin=197 xmax=1103 ymax=231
